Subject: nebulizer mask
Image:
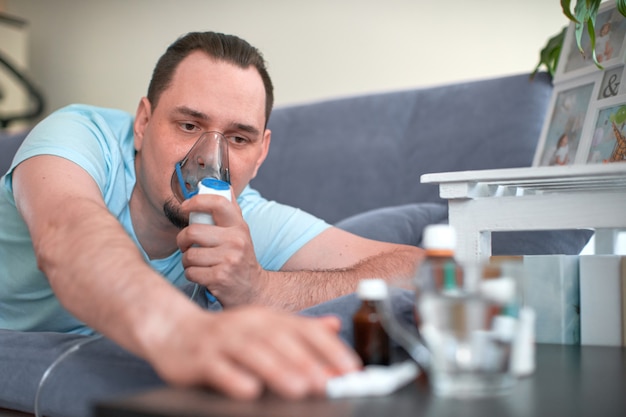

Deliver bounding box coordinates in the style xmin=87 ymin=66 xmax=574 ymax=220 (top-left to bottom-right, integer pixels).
xmin=171 ymin=131 xmax=231 ymax=206
xmin=171 ymin=131 xmax=232 ymax=304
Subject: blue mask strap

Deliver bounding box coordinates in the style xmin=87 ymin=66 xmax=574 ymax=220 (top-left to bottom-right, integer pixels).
xmin=175 ymin=162 xmax=195 ymax=200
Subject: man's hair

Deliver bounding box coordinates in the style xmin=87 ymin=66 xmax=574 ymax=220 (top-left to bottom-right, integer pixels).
xmin=147 ymin=31 xmax=274 ymax=124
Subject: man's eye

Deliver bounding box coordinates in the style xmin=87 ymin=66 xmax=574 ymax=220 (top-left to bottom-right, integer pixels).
xmin=228 ymin=136 xmax=248 ymax=145
xmin=180 ymin=123 xmax=198 ymax=132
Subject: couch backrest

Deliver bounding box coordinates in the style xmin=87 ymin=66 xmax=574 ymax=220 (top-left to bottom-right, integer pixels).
xmin=1 ymin=73 xmax=553 ymax=226
xmin=252 ymin=72 xmax=553 ymax=224
xmin=0 ymin=130 xmax=29 ymax=176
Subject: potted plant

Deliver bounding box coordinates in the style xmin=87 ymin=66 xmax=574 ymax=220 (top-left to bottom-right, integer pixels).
xmin=533 ymin=0 xmax=626 ymax=77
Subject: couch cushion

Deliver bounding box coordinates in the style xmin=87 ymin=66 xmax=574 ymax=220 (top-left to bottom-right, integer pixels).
xmin=492 ymin=229 xmax=594 ymax=256
xmin=0 ymin=330 xmax=164 ymax=417
xmin=335 ymin=203 xmax=448 ymax=246
xmin=335 ymin=203 xmax=593 ymax=255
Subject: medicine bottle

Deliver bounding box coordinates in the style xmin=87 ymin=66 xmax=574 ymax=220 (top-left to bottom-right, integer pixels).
xmin=353 ymin=279 xmax=390 ymax=366
xmin=414 ymin=224 xmax=460 ymax=336
xmin=420 ymin=224 xmax=459 ymax=292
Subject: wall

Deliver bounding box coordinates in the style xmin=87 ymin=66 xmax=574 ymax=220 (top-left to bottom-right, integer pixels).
xmin=4 ymin=0 xmax=566 ymax=117
xmin=0 ymin=8 xmax=29 ymax=129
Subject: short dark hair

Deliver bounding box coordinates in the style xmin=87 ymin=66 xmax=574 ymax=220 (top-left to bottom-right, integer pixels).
xmin=147 ymin=31 xmax=274 ymax=124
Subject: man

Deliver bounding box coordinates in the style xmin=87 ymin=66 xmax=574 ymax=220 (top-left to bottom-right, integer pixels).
xmin=0 ymin=32 xmax=422 ymax=399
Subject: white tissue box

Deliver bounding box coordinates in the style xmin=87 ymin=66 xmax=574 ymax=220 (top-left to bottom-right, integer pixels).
xmin=579 ymin=255 xmax=626 ymax=347
xmin=522 ymin=255 xmax=580 ymax=345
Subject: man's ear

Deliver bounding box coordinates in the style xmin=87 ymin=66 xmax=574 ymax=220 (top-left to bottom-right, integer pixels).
xmin=251 ymin=129 xmax=271 ymax=179
xmin=133 ymin=97 xmax=152 ymax=151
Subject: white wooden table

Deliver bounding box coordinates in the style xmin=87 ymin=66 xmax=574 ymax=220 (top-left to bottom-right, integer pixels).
xmin=421 ymin=164 xmax=626 ymax=262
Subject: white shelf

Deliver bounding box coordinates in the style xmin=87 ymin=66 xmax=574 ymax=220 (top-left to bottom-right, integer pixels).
xmin=420 ymin=163 xmax=626 ymax=262
xmin=421 ymin=163 xmax=626 ymax=198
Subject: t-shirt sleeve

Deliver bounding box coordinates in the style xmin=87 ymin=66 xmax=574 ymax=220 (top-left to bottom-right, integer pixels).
xmin=238 ymin=186 xmax=331 ymax=271
xmin=3 ymin=105 xmax=135 ymax=213
xmin=7 ymin=108 xmax=108 ymax=192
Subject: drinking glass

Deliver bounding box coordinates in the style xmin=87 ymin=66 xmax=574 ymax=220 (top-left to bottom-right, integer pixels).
xmin=378 ymin=260 xmax=523 ymax=398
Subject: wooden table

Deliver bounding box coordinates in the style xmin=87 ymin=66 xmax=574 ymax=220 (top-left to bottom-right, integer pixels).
xmin=94 ymin=344 xmax=626 ymax=417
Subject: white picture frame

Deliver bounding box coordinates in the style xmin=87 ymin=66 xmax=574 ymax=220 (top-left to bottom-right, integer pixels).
xmin=553 ymin=1 xmax=626 ymax=84
xmin=596 ymin=64 xmax=626 ymax=100
xmin=533 ymin=74 xmax=600 ymax=167
xmin=579 ymin=94 xmax=626 ymax=164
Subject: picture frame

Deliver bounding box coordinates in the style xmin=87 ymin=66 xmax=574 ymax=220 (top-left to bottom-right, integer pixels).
xmin=553 ymin=1 xmax=626 ymax=84
xmin=597 ymin=64 xmax=626 ymax=100
xmin=533 ymin=74 xmax=599 ymax=167
xmin=578 ymin=94 xmax=626 ymax=164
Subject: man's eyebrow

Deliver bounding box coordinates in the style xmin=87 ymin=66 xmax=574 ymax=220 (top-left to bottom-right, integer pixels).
xmin=174 ymin=106 xmax=261 ymax=136
xmin=231 ymin=122 xmax=260 ymax=137
xmin=174 ymin=106 xmax=209 ymax=120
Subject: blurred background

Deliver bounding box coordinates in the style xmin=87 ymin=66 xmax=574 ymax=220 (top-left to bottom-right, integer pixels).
xmin=2 ymin=1 xmax=623 ymax=253
xmin=1 ymin=0 xmax=566 ymax=121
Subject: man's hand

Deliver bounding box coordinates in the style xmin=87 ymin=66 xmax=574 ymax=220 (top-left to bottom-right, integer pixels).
xmin=145 ymin=306 xmax=361 ymax=399
xmin=177 ymin=193 xmax=265 ymax=306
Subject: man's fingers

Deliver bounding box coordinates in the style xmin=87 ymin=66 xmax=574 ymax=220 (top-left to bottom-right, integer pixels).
xmin=199 ymin=355 xmax=264 ymax=400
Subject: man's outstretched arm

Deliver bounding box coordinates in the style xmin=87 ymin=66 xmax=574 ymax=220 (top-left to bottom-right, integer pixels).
xmin=12 ymin=155 xmax=360 ymax=399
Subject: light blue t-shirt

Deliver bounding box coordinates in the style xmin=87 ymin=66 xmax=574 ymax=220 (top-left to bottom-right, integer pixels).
xmin=0 ymin=104 xmax=330 ymax=334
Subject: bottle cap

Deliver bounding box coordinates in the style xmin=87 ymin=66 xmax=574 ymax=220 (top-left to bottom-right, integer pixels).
xmin=422 ymin=224 xmax=456 ymax=251
xmin=357 ymin=279 xmax=388 ymax=300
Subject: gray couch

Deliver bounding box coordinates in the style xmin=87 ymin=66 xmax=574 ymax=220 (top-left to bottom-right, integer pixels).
xmin=255 ymin=71 xmax=591 ymax=254
xmin=0 ymin=72 xmax=592 ymax=417
xmin=0 ymin=72 xmax=592 ymax=254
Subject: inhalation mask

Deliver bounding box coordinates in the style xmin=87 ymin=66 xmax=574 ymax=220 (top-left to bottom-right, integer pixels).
xmin=171 ymin=131 xmax=230 ymax=202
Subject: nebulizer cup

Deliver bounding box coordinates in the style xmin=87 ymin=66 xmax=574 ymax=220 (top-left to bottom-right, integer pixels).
xmin=171 ymin=131 xmax=231 ymax=204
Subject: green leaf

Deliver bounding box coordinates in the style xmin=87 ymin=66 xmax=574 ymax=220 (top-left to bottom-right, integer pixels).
xmin=531 ymin=27 xmax=566 ymax=78
xmin=571 ymin=0 xmax=602 ymax=68
xmin=586 ymin=1 xmax=602 ymax=68
xmin=541 ymin=1 xmax=626 ymax=80
xmin=561 ymin=0 xmax=578 ymax=22
xmin=618 ymin=0 xmax=626 ymax=17
xmin=615 ymin=105 xmax=626 ymax=124
xmin=587 ymin=17 xmax=603 ymax=69
xmin=587 ymin=1 xmax=601 ymax=19
xmin=573 ymin=1 xmax=590 ymax=54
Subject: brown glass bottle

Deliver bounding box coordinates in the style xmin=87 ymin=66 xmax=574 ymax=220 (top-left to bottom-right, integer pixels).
xmin=353 ymin=279 xmax=390 ymax=366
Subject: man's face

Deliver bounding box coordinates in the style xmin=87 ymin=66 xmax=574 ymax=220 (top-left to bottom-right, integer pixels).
xmin=133 ymin=51 xmax=271 ymax=228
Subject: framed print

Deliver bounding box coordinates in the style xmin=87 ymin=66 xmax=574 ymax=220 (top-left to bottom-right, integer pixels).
xmin=580 ymin=95 xmax=626 ymax=164
xmin=554 ymin=1 xmax=626 ymax=83
xmin=533 ymin=76 xmax=598 ymax=166
xmin=597 ymin=64 xmax=625 ymax=100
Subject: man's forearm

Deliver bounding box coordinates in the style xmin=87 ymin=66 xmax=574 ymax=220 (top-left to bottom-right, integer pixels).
xmin=260 ymin=246 xmax=422 ymax=311
xmin=30 ymin=198 xmax=198 ymax=360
